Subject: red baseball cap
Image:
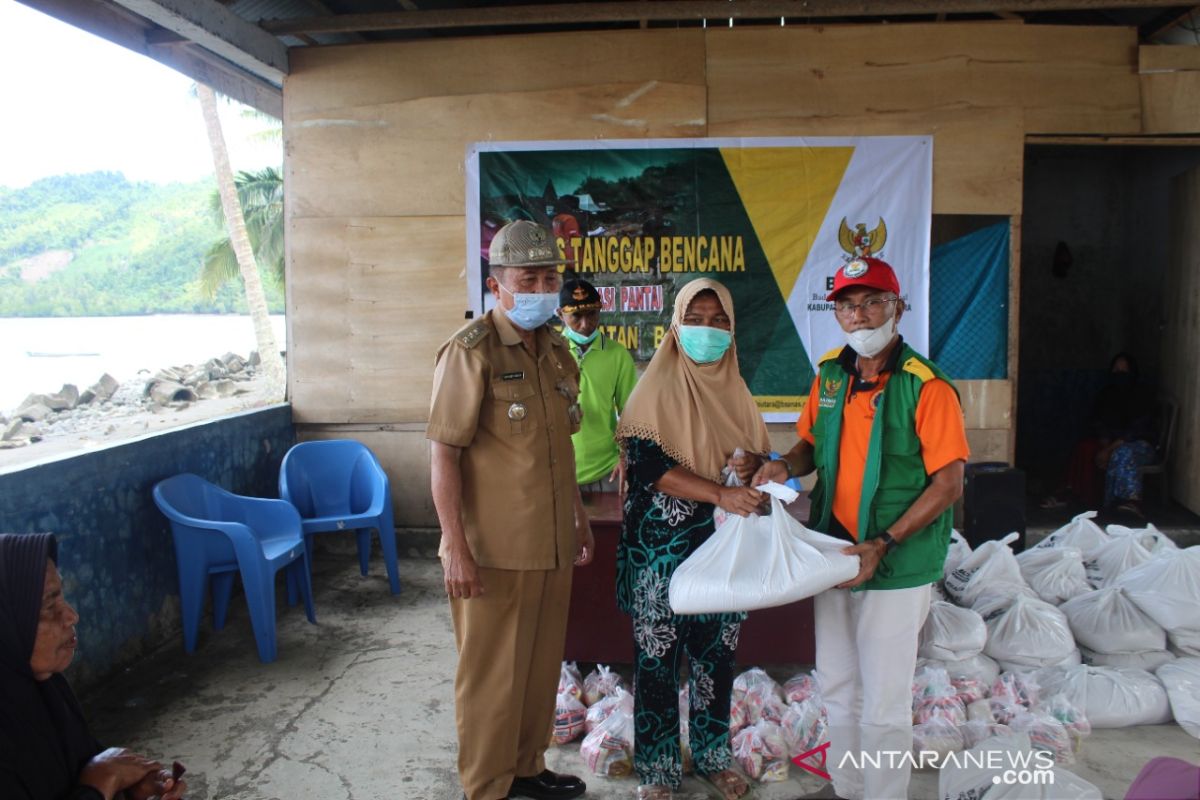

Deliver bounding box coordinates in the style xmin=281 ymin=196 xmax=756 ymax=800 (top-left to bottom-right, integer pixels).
xmin=826 ymin=257 xmax=901 ymax=301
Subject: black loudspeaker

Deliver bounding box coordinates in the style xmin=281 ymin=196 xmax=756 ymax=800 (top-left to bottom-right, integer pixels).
xmin=962 ymin=462 xmax=1026 ymax=552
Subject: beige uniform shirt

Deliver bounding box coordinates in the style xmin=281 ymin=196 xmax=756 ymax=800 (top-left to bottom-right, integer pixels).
xmin=428 ymin=309 xmax=581 ymax=570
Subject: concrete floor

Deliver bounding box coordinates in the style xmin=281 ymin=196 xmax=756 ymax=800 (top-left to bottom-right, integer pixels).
xmin=84 ymin=552 xmax=1199 ymax=800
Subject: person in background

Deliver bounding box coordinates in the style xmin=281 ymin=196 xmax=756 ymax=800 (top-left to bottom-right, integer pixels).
xmin=557 ymin=278 xmax=638 ymax=493
xmin=614 ymin=279 xmax=768 ymax=800
xmin=0 ymin=532 xmax=187 ymax=800
xmin=429 ymin=220 xmax=594 ymax=800
xmin=753 ymin=257 xmax=968 ymax=800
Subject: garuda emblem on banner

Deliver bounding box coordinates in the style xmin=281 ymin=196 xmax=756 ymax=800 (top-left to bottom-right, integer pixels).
xmin=838 ymin=217 xmax=888 ymax=259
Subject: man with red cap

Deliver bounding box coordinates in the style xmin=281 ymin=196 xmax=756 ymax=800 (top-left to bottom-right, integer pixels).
xmin=753 ymin=257 xmax=968 ymax=800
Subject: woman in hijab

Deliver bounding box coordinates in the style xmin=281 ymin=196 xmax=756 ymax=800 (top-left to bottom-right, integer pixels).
xmin=614 ymin=279 xmax=769 ymax=800
xmin=0 ymin=533 xmax=187 ymax=800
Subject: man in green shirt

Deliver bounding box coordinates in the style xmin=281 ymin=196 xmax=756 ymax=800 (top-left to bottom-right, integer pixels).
xmin=557 ymin=279 xmax=638 ymax=492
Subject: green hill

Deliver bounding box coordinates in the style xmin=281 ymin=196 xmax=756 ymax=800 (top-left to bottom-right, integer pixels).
xmin=0 ymin=171 xmax=284 ymax=316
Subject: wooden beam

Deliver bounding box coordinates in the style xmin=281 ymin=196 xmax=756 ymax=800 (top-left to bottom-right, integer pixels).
xmin=1027 ymin=133 xmax=1200 ymax=144
xmin=1142 ymin=5 xmax=1199 ymax=40
xmin=19 ymin=0 xmax=282 ymax=114
xmin=107 ymin=0 xmax=288 ymax=82
xmin=262 ymin=0 xmax=1187 ymax=35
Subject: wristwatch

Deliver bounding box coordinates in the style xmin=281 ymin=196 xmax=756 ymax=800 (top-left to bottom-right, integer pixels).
xmin=877 ymin=532 xmax=898 ymax=554
xmin=774 ymin=457 xmax=793 ymax=478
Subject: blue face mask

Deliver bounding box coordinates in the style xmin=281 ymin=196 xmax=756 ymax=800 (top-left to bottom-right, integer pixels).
xmin=678 ymin=325 xmax=732 ymax=364
xmin=499 ymin=284 xmax=559 ymax=331
xmin=562 ymin=326 xmax=599 ymax=346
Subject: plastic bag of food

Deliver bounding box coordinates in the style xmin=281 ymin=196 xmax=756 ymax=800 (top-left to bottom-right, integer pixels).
xmin=959 ymin=719 xmax=1012 ymax=749
xmin=783 ymin=672 xmax=820 ymax=704
xmin=558 ymin=661 xmax=584 ymax=700
xmin=944 ymin=529 xmax=972 ymax=580
xmin=585 ymin=685 xmax=634 ymax=733
xmin=780 ymin=697 xmax=827 ymax=761
xmin=734 ymin=667 xmax=785 ymax=703
xmin=1107 ymin=523 xmax=1179 ymax=557
xmin=991 ymin=671 xmax=1040 ymax=710
xmin=912 ymin=664 xmax=954 ymax=705
xmin=732 ymin=720 xmax=790 ymax=782
xmin=1060 ymin=586 xmax=1166 ymax=655
xmin=670 ymin=484 xmax=860 ymax=614
xmin=1034 ymin=665 xmax=1172 ymax=728
xmin=582 ymin=664 xmax=625 ymax=707
xmin=951 ymin=676 xmax=989 ymax=707
xmin=944 ymin=532 xmax=1027 ymax=607
xmin=580 ymin=693 xmax=634 ymax=777
xmin=919 ymin=601 xmax=987 ymax=661
xmin=938 ymin=732 xmax=1101 ymax=799
xmin=984 ymin=595 xmax=1076 ymax=669
xmin=1008 ymin=707 xmax=1076 ymax=764
xmin=1032 ymin=511 xmax=1109 ymax=559
xmin=912 ymin=716 xmax=964 ymax=759
xmin=1085 ymin=533 xmax=1152 ymax=589
xmin=1156 ymin=657 xmax=1200 ymax=739
xmin=553 ymin=689 xmax=587 ymax=744
xmin=1115 ymin=546 xmax=1200 ymax=633
xmin=915 ymin=694 xmax=968 ymax=727
xmin=1015 ymin=546 xmax=1091 ymax=605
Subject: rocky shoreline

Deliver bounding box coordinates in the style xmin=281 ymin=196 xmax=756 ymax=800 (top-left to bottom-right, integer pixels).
xmin=1 ymin=351 xmax=266 ymax=450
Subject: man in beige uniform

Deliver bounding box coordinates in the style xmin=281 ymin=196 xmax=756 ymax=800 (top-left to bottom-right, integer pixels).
xmin=429 ymin=220 xmax=595 ymax=800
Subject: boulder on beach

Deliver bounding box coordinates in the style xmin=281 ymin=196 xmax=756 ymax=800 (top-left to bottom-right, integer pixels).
xmin=16 ymin=402 xmax=53 ymax=423
xmin=148 ymin=381 xmax=198 ymax=407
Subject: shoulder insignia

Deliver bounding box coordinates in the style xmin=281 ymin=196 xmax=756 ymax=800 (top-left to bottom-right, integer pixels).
xmin=455 ymin=320 xmax=489 ymax=349
xmin=901 ymin=357 xmax=936 ymax=383
xmin=818 ymin=346 xmax=844 ymax=365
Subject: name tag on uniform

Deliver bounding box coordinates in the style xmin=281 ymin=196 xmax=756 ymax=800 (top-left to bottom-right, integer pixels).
xmin=501 ymin=371 xmax=524 ymax=381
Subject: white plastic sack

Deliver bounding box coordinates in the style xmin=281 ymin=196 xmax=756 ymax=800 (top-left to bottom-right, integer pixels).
xmin=1059 ymin=586 xmax=1166 ymax=655
xmin=998 ymin=649 xmax=1080 ymax=675
xmin=1015 ymin=546 xmax=1091 ymax=605
xmin=1170 ymin=628 xmax=1200 ymax=657
xmin=945 ymin=532 xmax=1028 ymax=607
xmin=970 ymin=582 xmax=1040 ymax=623
xmin=1156 ymin=657 xmax=1200 ymax=739
xmin=1034 ymin=665 xmax=1172 ymax=728
xmin=1079 ymin=645 xmax=1175 ymax=673
xmin=669 ymin=482 xmax=859 ymax=614
xmin=944 ymin=529 xmax=972 ymax=580
xmin=984 ymin=595 xmax=1076 ymax=669
xmin=1106 ymin=523 xmax=1179 ymax=557
xmin=1085 ymin=533 xmax=1151 ymax=589
xmin=1032 ymin=511 xmax=1110 ymax=560
xmin=938 ymin=733 xmax=1101 ymax=800
xmin=1116 ymin=546 xmax=1200 ymax=632
xmin=919 ymin=601 xmax=988 ymax=661
xmin=920 ymin=654 xmax=1001 ymax=687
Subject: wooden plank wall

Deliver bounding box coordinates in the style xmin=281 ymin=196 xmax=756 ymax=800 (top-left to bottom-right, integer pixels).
xmin=284 ymin=23 xmax=1147 ymax=525
xmin=1164 ymin=167 xmax=1200 ymax=515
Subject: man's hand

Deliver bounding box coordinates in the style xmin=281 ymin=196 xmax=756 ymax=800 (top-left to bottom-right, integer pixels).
xmin=607 ymin=459 xmax=626 ymax=498
xmin=575 ymin=517 xmax=595 ymax=566
xmin=441 ymin=542 xmax=484 ymax=599
xmin=728 ymin=451 xmax=764 ymax=484
xmin=836 ymin=539 xmax=887 ymax=589
xmin=716 ymin=485 xmax=765 ymax=517
xmin=751 ymin=459 xmax=790 ymax=487
xmin=79 ymin=748 xmax=162 ymax=800
xmin=127 ymin=767 xmax=187 ymax=800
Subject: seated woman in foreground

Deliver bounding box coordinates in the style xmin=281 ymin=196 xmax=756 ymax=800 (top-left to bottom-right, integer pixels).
xmin=0 ymin=532 xmax=187 ymax=800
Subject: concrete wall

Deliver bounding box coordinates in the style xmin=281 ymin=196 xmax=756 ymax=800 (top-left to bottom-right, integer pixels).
xmin=282 ymin=26 xmax=1200 ymax=527
xmin=0 ymin=405 xmax=294 ymax=692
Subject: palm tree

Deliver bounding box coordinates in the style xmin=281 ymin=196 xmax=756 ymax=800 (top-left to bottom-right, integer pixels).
xmin=195 ymin=83 xmax=284 ymax=395
xmin=202 ymin=166 xmax=283 ymax=298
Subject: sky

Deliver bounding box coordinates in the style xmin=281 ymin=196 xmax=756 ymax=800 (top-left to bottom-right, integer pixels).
xmin=0 ymin=1 xmax=280 ymax=188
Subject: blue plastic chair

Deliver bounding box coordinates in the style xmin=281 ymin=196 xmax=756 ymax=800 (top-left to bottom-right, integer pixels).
xmin=279 ymin=439 xmax=401 ymax=595
xmin=153 ymin=473 xmax=317 ymax=663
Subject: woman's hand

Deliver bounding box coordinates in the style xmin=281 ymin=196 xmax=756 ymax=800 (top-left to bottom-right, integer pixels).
xmin=751 ymin=459 xmax=790 ymax=487
xmin=127 ymin=766 xmax=187 ymax=800
xmin=717 ymin=485 xmax=764 ymax=517
xmin=727 ymin=451 xmax=763 ymax=484
xmin=78 ymin=748 xmax=161 ymax=800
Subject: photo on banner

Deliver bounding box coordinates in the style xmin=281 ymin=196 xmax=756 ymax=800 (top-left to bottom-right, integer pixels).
xmin=465 ymin=137 xmax=932 ymax=421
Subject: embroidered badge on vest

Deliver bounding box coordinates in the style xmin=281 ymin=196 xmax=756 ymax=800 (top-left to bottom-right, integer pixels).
xmin=819 ymin=376 xmax=842 ymax=409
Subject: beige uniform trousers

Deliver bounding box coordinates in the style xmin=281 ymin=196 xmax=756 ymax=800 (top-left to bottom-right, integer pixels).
xmin=450 ymin=563 xmax=573 ymax=800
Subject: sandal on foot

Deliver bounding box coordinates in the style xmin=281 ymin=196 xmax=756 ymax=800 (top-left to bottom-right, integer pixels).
xmin=636 ymin=785 xmax=673 ymax=800
xmin=697 ymin=769 xmax=755 ymax=800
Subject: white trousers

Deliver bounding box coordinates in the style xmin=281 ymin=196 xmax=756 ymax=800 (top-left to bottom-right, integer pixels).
xmin=814 ymin=584 xmax=932 ymax=800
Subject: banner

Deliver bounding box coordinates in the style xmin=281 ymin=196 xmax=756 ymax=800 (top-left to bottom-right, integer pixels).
xmin=466 ymin=137 xmax=932 ymax=420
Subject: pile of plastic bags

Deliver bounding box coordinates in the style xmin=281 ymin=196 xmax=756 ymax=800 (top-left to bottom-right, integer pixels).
xmin=730 ymin=667 xmax=827 ymax=783
xmin=555 ymin=663 xmax=635 ymax=777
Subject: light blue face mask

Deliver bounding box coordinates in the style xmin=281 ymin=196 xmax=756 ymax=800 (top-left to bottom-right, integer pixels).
xmin=678 ymin=325 xmax=732 ymax=364
xmin=499 ymin=284 xmax=559 ymax=331
xmin=562 ymin=326 xmax=599 ymax=346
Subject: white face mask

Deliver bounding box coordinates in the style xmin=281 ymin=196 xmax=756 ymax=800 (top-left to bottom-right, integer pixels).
xmin=845 ymin=316 xmax=897 ymax=358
